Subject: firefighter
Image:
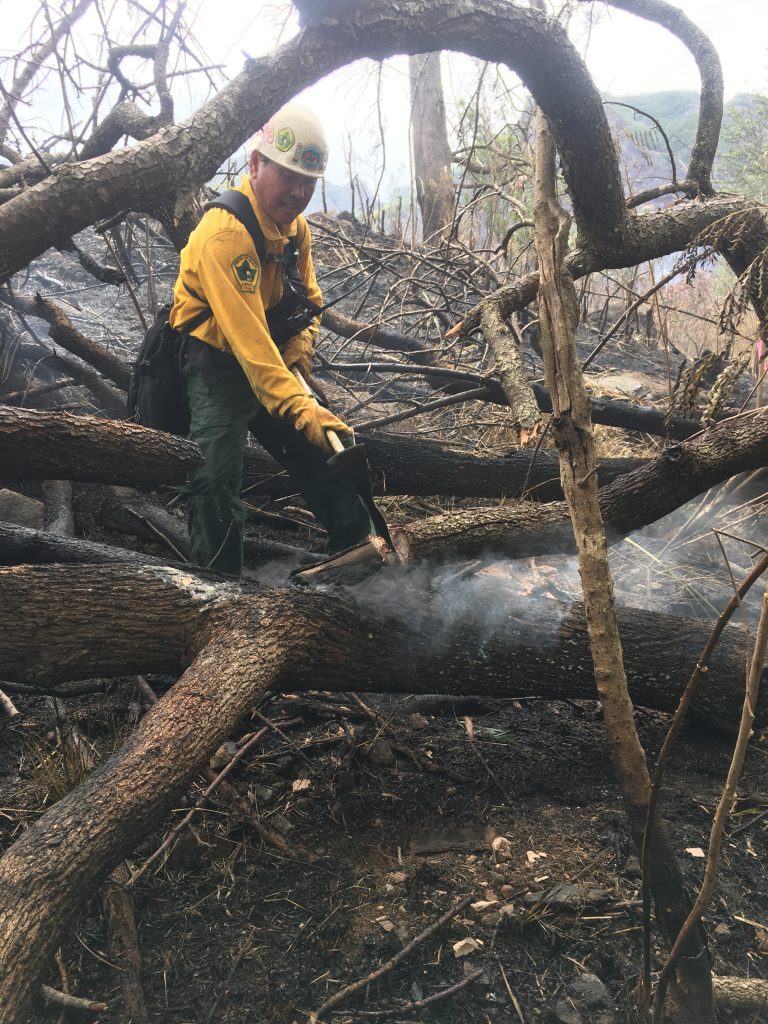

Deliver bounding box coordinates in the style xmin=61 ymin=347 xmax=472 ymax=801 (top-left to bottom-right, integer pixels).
xmin=170 ymin=102 xmax=372 ymax=575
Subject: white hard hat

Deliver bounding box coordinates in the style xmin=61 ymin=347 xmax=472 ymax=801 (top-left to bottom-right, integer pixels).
xmin=253 ymin=102 xmax=328 ymax=179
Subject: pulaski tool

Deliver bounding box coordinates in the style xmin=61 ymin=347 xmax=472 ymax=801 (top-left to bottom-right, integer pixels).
xmin=290 ymin=370 xmax=400 ymax=584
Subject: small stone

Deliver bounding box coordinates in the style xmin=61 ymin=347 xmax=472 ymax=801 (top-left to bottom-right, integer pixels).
xmin=500 ymin=884 xmax=514 ymax=897
xmin=714 ymin=923 xmax=731 ymax=941
xmin=471 ymin=900 xmax=498 ymax=912
xmin=376 ymin=917 xmax=396 ymax=932
xmin=366 ymin=738 xmax=395 ymax=767
xmin=480 ymin=910 xmax=502 ymax=927
xmin=491 ymin=836 xmax=513 ymax=861
xmin=453 ymin=937 xmax=482 ymax=957
xmin=388 ymin=871 xmax=408 ymax=884
xmin=209 ymin=741 xmax=238 ymax=769
xmin=488 ymin=872 xmax=507 ymax=885
xmin=571 ymin=972 xmax=612 ymax=1010
xmin=410 ymin=713 xmax=429 ymax=730
xmin=484 ymin=889 xmax=499 ymax=903
xmin=250 ymin=783 xmax=274 ymax=803
xmin=553 ymin=998 xmax=583 ymax=1024
xmin=466 ymin=854 xmax=478 ymax=865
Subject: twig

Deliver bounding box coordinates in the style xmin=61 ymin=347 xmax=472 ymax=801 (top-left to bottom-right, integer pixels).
xmin=652 ymin=589 xmax=768 ymax=1023
xmin=0 ymin=686 xmax=20 ymax=718
xmin=129 ymin=726 xmax=269 ymax=884
xmin=40 ymin=984 xmax=107 ymax=1012
xmin=640 ymin=553 xmax=768 ymax=1005
xmin=730 ymin=805 xmax=768 ymax=838
xmin=354 ymin=385 xmax=493 ymax=431
xmin=309 ymin=895 xmax=474 ymax=1022
xmin=350 ymin=968 xmax=484 ymax=1018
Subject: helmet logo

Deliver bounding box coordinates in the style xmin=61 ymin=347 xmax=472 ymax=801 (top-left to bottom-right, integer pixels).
xmin=275 ymin=126 xmax=295 ymax=152
xmin=259 ymin=125 xmax=275 ymax=144
xmin=292 ymin=142 xmax=326 ymax=174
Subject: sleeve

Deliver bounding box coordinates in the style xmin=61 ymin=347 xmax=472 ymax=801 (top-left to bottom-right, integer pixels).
xmin=195 ymin=228 xmax=310 ymax=421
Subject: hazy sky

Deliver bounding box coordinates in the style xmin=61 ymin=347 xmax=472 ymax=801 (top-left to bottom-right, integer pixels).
xmin=3 ymin=0 xmax=767 ymax=185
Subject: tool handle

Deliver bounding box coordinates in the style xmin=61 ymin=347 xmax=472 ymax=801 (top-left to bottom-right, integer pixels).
xmin=293 ymin=369 xmax=346 ymax=454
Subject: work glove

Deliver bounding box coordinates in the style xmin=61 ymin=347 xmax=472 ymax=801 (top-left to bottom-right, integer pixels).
xmin=281 ymin=334 xmax=315 ymax=381
xmin=292 ymin=399 xmax=352 ymax=454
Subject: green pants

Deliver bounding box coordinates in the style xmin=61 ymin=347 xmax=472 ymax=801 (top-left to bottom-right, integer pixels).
xmin=180 ymin=340 xmax=372 ymax=576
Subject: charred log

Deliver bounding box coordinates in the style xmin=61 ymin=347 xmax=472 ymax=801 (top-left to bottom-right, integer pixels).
xmin=0 ymin=406 xmax=202 ymax=487
xmin=243 ymin=430 xmax=643 ymax=501
xmin=393 ymin=412 xmax=768 ymax=563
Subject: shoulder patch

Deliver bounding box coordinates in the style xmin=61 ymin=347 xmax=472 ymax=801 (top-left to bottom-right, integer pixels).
xmin=231 ymin=253 xmax=260 ymax=293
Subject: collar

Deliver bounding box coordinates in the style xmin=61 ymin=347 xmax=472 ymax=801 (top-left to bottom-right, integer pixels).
xmin=240 ymin=176 xmax=298 ymax=243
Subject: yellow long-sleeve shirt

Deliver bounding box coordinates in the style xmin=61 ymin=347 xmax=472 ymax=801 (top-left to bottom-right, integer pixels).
xmin=170 ymin=176 xmax=322 ymax=420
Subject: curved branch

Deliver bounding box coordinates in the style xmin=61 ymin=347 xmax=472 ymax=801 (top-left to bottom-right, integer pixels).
xmin=601 ymin=0 xmax=724 ymax=193
xmin=0 ymin=0 xmax=627 ymax=283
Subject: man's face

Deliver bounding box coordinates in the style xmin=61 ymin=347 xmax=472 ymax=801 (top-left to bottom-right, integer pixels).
xmin=249 ymin=151 xmax=316 ymax=227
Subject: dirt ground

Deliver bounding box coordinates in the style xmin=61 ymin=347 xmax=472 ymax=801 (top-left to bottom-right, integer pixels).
xmin=3 ymin=672 xmax=768 ymax=1024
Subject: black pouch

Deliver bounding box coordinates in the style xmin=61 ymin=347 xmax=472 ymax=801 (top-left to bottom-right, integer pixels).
xmin=127 ymin=304 xmax=189 ymax=435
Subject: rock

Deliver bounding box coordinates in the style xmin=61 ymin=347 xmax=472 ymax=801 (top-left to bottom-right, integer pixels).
xmin=271 ymin=814 xmax=295 ymax=835
xmin=366 ymin=738 xmax=395 ymax=766
xmin=409 ymin=713 xmax=429 ymax=730
xmin=480 ymin=910 xmax=502 ymax=927
xmin=554 ymin=973 xmax=615 ymax=1024
xmin=553 ymin=999 xmax=583 ymax=1024
xmin=0 ymin=489 xmax=44 ymax=530
xmin=453 ymin=937 xmax=482 ymax=957
xmin=491 ymin=836 xmax=513 ymax=861
xmin=209 ymin=741 xmax=238 ymax=770
xmin=388 ymin=871 xmax=408 ymax=885
xmin=250 ymin=783 xmax=274 ymax=803
xmin=714 ymin=923 xmax=732 ymax=941
xmin=500 ymin=884 xmax=514 ymax=897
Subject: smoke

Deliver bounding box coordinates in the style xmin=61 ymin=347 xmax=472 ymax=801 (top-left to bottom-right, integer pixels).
xmin=340 ymin=472 xmax=767 ymax=641
xmin=343 ymin=553 xmax=581 ymax=654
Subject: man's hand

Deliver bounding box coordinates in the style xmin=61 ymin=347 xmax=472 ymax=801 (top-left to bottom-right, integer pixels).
xmin=281 ymin=335 xmax=314 ymax=381
xmin=292 ymin=400 xmax=352 ymax=453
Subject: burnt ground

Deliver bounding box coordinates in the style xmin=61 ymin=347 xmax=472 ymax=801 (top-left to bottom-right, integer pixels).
xmin=2 ymin=676 xmax=768 ymax=1024
xmin=3 ymin=218 xmax=768 ymax=1023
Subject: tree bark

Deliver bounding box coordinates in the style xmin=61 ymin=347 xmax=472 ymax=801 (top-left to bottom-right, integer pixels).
xmin=409 ymin=52 xmax=455 ymax=240
xmin=0 ymin=406 xmax=202 ymax=487
xmin=480 ymin=305 xmax=542 ymax=437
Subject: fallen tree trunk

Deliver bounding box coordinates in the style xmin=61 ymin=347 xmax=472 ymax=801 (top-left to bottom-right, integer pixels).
xmin=0 ymin=564 xmax=761 ymax=726
xmin=393 ymin=411 xmax=768 ymax=563
xmin=243 ymin=430 xmax=643 ymax=501
xmin=0 ymin=406 xmax=202 ymax=487
xmin=0 ymin=562 xmax=763 ymax=1022
xmin=0 ymin=522 xmax=183 ymax=567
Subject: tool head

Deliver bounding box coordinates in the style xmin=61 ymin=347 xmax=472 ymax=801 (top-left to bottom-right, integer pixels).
xmin=327 ymin=442 xmax=371 ymax=490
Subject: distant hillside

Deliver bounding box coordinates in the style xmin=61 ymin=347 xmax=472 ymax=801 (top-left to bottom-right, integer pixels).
xmin=604 ymin=89 xmax=758 ymax=195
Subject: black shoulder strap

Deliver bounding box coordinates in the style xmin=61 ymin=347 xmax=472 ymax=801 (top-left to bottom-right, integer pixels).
xmin=203 ymin=189 xmax=267 ymax=262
